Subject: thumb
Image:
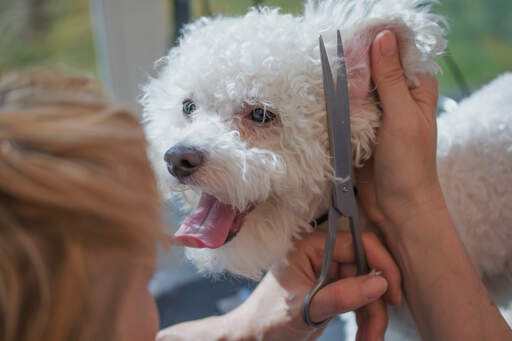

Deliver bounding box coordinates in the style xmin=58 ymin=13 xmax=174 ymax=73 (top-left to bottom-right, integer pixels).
xmin=370 ymin=30 xmax=414 ymax=117
xmin=410 ymin=72 xmax=439 ymax=122
xmin=308 ymin=274 xmax=388 ymax=323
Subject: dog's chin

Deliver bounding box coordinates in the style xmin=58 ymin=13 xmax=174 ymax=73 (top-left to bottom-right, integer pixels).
xmin=173 ymin=191 xmax=255 ymax=248
xmin=220 ymin=205 xmax=255 ymax=244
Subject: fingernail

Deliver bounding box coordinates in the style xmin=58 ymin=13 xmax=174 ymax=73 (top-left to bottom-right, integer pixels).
xmin=370 ymin=269 xmax=382 ymax=276
xmin=362 ymin=276 xmax=388 ymax=300
xmin=377 ymin=30 xmax=397 ymax=57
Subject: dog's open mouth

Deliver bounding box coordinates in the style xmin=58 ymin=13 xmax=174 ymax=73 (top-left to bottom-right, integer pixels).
xmin=174 ymin=192 xmax=254 ymax=248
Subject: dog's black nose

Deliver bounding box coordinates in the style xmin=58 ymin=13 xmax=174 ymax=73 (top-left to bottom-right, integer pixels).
xmin=164 ymin=145 xmax=204 ymax=179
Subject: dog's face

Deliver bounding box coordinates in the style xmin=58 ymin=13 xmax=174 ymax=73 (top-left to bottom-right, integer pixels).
xmin=143 ymin=0 xmax=445 ymax=279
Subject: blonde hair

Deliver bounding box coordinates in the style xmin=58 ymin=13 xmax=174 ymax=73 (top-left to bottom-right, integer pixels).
xmin=0 ymin=70 xmax=163 ymax=341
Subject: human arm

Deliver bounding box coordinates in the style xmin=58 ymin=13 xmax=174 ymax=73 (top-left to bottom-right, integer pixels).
xmin=356 ymin=30 xmax=512 ymax=340
xmin=156 ymin=231 xmax=402 ymax=341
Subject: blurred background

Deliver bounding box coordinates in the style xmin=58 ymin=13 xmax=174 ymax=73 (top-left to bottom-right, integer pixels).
xmin=1 ymin=0 xmax=510 ymax=338
xmin=1 ymin=0 xmax=511 ymax=109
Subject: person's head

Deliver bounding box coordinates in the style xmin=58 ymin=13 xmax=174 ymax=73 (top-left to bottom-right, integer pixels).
xmin=0 ymin=70 xmax=163 ymax=341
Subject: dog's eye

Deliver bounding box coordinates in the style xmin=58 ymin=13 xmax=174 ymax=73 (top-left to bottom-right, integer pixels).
xmin=182 ymin=100 xmax=196 ymax=117
xmin=249 ymin=108 xmax=276 ymax=124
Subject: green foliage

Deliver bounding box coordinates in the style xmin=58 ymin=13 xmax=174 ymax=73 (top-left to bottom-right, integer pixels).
xmin=0 ymin=0 xmax=96 ymax=75
xmin=1 ymin=0 xmax=510 ymax=97
xmin=434 ymin=0 xmax=512 ymax=95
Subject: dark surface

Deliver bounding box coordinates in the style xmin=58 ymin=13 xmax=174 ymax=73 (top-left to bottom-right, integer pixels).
xmin=156 ymin=274 xmax=257 ymax=328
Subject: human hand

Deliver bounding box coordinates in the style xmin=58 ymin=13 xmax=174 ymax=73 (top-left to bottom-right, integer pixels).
xmin=352 ymin=32 xmax=512 ymax=341
xmin=156 ymin=231 xmax=401 ymax=341
xmin=231 ymin=231 xmax=401 ymax=341
xmin=356 ymin=30 xmax=445 ymax=232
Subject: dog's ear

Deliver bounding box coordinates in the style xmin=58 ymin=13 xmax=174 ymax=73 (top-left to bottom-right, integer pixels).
xmin=345 ymin=17 xmax=446 ymax=89
xmin=304 ymin=0 xmax=446 ymax=166
xmin=346 ymin=17 xmax=447 ymax=166
xmin=305 ymin=0 xmax=446 ymax=86
xmin=342 ymin=15 xmax=446 ymax=112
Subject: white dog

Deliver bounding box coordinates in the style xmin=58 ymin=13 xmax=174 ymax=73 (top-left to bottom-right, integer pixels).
xmin=142 ymin=0 xmax=512 ymax=338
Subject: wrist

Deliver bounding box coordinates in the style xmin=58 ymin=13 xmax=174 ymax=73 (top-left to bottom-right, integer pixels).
xmin=377 ymin=190 xmax=460 ymax=267
xmin=377 ymin=184 xmax=448 ymax=235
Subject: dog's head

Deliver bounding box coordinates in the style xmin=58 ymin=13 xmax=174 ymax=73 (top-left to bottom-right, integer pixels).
xmin=142 ymin=0 xmax=445 ymax=279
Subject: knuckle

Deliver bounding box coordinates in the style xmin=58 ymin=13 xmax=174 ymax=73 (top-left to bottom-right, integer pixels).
xmin=374 ymin=313 xmax=389 ymax=334
xmin=377 ymin=65 xmax=405 ymax=87
xmin=295 ymin=237 xmax=307 ymax=248
xmin=365 ymin=208 xmax=386 ymax=226
xmin=391 ymin=114 xmax=426 ymax=137
xmin=295 ymin=239 xmax=311 ymax=255
xmin=362 ymin=231 xmax=379 ymax=245
xmin=335 ymin=291 xmax=358 ymax=311
xmin=358 ymin=196 xmax=385 ymax=225
xmin=297 ymin=231 xmax=320 ymax=247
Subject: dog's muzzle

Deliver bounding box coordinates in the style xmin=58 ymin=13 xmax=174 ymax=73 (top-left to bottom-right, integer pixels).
xmin=164 ymin=144 xmax=204 ymax=179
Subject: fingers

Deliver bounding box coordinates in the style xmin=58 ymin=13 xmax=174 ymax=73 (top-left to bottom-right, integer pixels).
xmin=333 ymin=232 xmax=402 ymax=306
xmin=299 ymin=231 xmax=402 ymax=306
xmin=340 ymin=264 xmax=399 ymax=308
xmin=370 ymin=30 xmax=414 ymax=120
xmin=361 ymin=233 xmax=402 ymax=306
xmin=356 ymin=299 xmax=388 ymax=341
xmin=308 ymin=273 xmax=388 ymax=323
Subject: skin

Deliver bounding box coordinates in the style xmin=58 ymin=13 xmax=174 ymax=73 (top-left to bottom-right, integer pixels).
xmin=157 ymin=231 xmax=401 ymax=341
xmin=356 ymin=30 xmax=512 ymax=340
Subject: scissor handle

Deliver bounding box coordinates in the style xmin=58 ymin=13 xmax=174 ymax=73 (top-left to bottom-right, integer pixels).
xmin=350 ymin=213 xmax=369 ymax=275
xmin=302 ymin=193 xmax=369 ymax=328
xmin=302 ymin=200 xmax=339 ymax=328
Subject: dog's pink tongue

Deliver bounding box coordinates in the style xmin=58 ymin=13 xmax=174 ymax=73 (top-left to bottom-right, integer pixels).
xmin=174 ymin=193 xmax=236 ymax=249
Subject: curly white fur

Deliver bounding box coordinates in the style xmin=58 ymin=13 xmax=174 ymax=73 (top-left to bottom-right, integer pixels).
xmin=142 ymin=0 xmax=447 ymax=278
xmin=142 ymin=0 xmax=511 ymax=337
xmin=437 ymin=73 xmax=512 ymax=282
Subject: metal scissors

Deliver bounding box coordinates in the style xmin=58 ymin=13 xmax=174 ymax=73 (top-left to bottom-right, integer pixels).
xmin=302 ymin=30 xmax=370 ymax=328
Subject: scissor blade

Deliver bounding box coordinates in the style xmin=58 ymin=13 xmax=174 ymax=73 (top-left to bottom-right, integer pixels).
xmin=319 ymin=36 xmax=337 ymax=165
xmin=319 ymin=33 xmax=352 ymax=182
xmin=332 ymin=30 xmax=353 ymax=178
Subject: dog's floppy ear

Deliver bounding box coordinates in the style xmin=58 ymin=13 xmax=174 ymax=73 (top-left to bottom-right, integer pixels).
xmin=304 ymin=0 xmax=446 ymax=166
xmin=305 ymin=0 xmax=446 ymax=84
xmin=342 ymin=14 xmax=446 ymax=108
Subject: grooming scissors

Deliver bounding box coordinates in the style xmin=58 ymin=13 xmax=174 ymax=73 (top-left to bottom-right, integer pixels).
xmin=302 ymin=31 xmax=370 ymax=328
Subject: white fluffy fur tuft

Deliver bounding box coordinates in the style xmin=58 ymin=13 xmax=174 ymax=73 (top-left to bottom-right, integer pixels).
xmin=437 ymin=73 xmax=512 ymax=283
